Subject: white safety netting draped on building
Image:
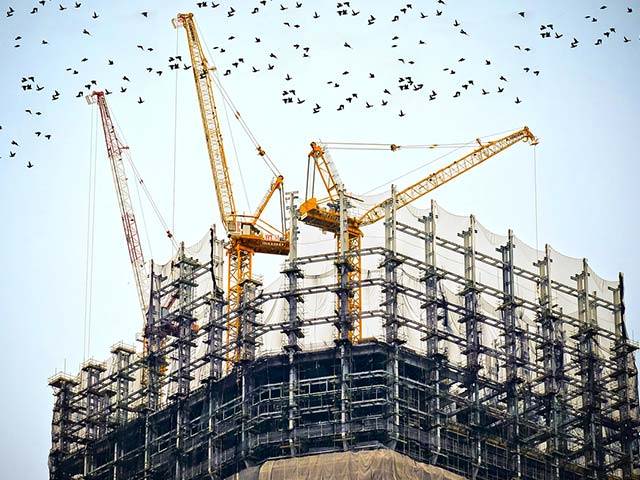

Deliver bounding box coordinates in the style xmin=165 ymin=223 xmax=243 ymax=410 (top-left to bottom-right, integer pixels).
xmin=99 ymin=199 xmax=622 ymax=403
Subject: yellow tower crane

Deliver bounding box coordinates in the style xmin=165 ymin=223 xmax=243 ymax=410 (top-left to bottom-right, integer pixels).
xmin=300 ymin=127 xmax=538 ymax=342
xmin=174 ymin=13 xmax=289 ymax=365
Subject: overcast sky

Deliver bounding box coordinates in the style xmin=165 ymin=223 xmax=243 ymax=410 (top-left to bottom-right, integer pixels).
xmin=1 ymin=1 xmax=639 ymax=477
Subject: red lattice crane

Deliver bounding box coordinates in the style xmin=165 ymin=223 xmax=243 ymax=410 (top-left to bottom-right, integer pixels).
xmin=86 ymin=91 xmax=150 ymax=320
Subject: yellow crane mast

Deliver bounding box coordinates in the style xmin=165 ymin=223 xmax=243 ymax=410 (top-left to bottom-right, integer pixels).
xmin=174 ymin=13 xmax=289 ymax=365
xmin=300 ymin=127 xmax=538 ymax=342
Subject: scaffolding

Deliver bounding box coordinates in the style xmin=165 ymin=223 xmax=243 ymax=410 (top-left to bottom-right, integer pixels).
xmin=49 ymin=199 xmax=640 ymax=480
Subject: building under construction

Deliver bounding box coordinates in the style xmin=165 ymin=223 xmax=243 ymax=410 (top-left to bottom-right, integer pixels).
xmin=48 ymin=11 xmax=640 ymax=480
xmin=48 ymin=198 xmax=640 ymax=480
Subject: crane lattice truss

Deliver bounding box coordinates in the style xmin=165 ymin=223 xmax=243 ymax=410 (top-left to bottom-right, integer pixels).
xmin=48 ymin=200 xmax=640 ymax=480
xmin=300 ymin=127 xmax=538 ymax=342
xmin=175 ymin=13 xmax=289 ymax=366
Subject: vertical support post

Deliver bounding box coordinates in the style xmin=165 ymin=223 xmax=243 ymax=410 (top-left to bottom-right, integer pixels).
xmin=172 ymin=243 xmax=197 ymax=480
xmin=460 ymin=215 xmax=482 ymax=480
xmin=239 ymin=279 xmax=260 ymax=467
xmin=421 ymin=200 xmax=445 ymax=465
xmin=573 ymin=259 xmax=605 ymax=479
xmin=382 ymin=186 xmax=403 ymax=448
xmin=498 ymin=230 xmax=522 ymax=479
xmin=207 ymin=227 xmax=225 ymax=479
xmin=48 ymin=375 xmax=79 ymax=480
xmin=111 ymin=343 xmax=135 ymax=480
xmin=208 ymin=228 xmax=225 ymax=382
xmin=282 ymin=192 xmax=304 ymax=457
xmin=335 ymin=188 xmax=352 ymax=451
xmin=144 ymin=262 xmax=163 ymax=480
xmin=81 ymin=360 xmax=107 ymax=479
xmin=535 ymin=245 xmax=566 ymax=479
xmin=611 ymin=273 xmax=639 ymax=479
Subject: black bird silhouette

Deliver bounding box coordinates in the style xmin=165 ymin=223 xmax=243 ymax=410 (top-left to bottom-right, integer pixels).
xmin=27 ymin=161 xmax=34 ymax=168
xmin=137 ymin=97 xmax=144 ymax=104
xmin=515 ymin=97 xmax=522 ymax=104
xmin=518 ymin=11 xmax=525 ymax=17
xmin=141 ymin=11 xmax=148 ymax=17
xmin=82 ymin=29 xmax=91 ymax=35
xmin=92 ymin=11 xmax=98 ymax=19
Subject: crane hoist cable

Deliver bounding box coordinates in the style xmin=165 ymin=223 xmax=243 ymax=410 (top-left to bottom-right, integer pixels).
xmin=323 ymin=129 xmax=522 ymax=152
xmin=363 ymin=144 xmax=468 ymax=195
xmin=195 ymin=22 xmax=280 ymax=177
xmin=172 ymin=25 xmax=180 ymax=245
xmin=111 ymin=115 xmax=179 ymax=250
xmin=221 ymin=82 xmax=252 ymax=213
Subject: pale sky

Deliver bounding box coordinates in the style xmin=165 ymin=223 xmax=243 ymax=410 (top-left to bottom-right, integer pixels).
xmin=1 ymin=1 xmax=639 ymax=477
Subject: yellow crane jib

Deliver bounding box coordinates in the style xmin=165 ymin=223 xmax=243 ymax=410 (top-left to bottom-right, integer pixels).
xmin=174 ymin=12 xmax=237 ymax=233
xmin=300 ymin=126 xmax=538 ymax=343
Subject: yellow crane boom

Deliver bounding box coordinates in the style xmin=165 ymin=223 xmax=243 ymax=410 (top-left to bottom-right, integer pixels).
xmin=251 ymin=175 xmax=284 ymax=226
xmin=173 ymin=13 xmax=237 ymax=232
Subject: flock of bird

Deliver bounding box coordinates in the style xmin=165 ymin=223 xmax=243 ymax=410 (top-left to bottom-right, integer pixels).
xmin=1 ymin=1 xmax=637 ymax=168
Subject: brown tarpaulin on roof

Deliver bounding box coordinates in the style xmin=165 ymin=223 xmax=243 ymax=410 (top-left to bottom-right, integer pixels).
xmin=225 ymin=449 xmax=464 ymax=480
